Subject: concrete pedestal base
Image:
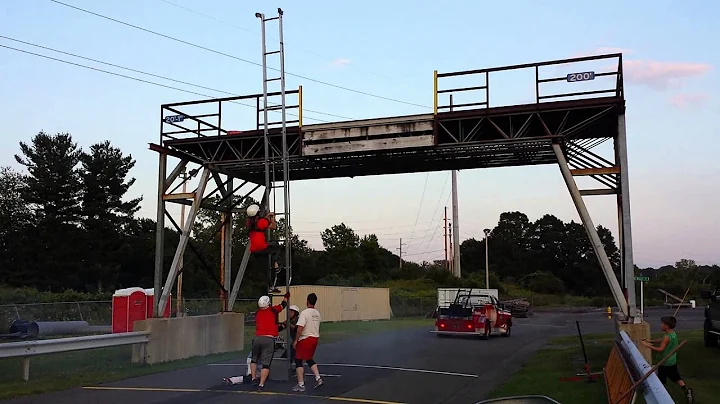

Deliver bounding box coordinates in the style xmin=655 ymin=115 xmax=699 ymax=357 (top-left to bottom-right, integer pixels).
xmin=615 ymin=318 xmax=652 ymax=364
xmin=269 ymin=357 xmax=292 ymax=381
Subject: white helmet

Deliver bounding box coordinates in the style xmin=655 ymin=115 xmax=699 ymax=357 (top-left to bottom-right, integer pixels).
xmin=247 ymin=204 xmax=260 ymax=217
xmin=289 ymin=305 xmax=300 ymax=313
xmin=258 ymin=295 xmax=270 ymax=308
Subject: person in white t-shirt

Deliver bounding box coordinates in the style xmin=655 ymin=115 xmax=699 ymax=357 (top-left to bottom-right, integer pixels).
xmin=292 ymin=293 xmax=323 ymax=392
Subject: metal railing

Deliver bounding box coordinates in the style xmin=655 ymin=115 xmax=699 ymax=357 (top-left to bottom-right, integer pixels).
xmin=159 ymin=87 xmax=302 ymax=142
xmin=0 ymin=332 xmax=149 ymax=381
xmin=616 ymin=331 xmax=674 ymax=404
xmin=433 ymin=53 xmax=624 ymax=114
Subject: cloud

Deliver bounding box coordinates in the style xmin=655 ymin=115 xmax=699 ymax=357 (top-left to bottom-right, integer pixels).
xmin=572 ymin=47 xmax=712 ymax=90
xmin=623 ymin=60 xmax=712 ymax=89
xmin=669 ymin=92 xmax=710 ymax=109
xmin=330 ymin=58 xmax=351 ymax=69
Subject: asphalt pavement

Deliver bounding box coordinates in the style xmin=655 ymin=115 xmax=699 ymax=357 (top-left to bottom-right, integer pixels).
xmin=1 ymin=307 xmax=705 ymax=404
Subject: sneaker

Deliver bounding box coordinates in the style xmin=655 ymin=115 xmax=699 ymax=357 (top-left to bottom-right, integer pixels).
xmin=222 ymin=377 xmax=232 ymax=385
xmin=292 ymin=383 xmax=306 ymax=392
xmin=257 ymin=384 xmax=265 ymax=391
xmin=686 ymin=387 xmax=694 ymax=403
xmin=251 ymin=378 xmax=259 ymax=386
xmin=314 ymin=378 xmax=324 ymax=388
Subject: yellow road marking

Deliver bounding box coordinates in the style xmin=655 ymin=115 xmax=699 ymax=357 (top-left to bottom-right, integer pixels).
xmin=81 ymin=386 xmax=406 ymax=404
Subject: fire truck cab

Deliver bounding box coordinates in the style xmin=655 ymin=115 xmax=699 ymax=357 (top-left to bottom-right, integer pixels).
xmin=433 ymin=288 xmax=512 ymax=339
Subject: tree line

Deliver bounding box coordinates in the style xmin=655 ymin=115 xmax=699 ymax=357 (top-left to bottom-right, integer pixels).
xmin=1 ymin=132 xmax=717 ymax=301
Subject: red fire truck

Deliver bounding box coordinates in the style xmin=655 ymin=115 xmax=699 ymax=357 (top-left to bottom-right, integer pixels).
xmin=433 ymin=288 xmax=512 ymax=338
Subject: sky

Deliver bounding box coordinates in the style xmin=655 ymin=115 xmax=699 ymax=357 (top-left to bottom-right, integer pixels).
xmin=1 ymin=0 xmax=718 ymax=268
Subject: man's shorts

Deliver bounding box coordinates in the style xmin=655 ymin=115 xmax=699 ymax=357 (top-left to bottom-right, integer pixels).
xmin=295 ymin=336 xmax=319 ymax=361
xmin=251 ymin=336 xmax=275 ymax=368
xmin=657 ymin=364 xmax=682 ymax=384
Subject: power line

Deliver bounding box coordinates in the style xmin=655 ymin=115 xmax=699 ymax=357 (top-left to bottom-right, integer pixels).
xmin=406 ymin=173 xmax=430 ymax=244
xmin=0 ymin=44 xmax=321 ymax=123
xmin=416 ymin=173 xmax=451 ymax=252
xmin=0 ymin=44 xmax=236 ymax=101
xmin=0 ymin=35 xmax=349 ymax=122
xmin=49 ymin=0 xmax=430 ymax=109
xmin=419 ymin=189 xmax=453 ymax=259
xmin=404 ymin=249 xmax=444 ymax=257
xmin=157 ymin=0 xmax=416 ymax=86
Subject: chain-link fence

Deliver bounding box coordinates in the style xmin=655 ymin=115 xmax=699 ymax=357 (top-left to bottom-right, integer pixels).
xmin=389 ymin=296 xmax=437 ymax=318
xmin=0 ymin=301 xmax=113 ymax=331
xmin=0 ymin=298 xmax=263 ymax=332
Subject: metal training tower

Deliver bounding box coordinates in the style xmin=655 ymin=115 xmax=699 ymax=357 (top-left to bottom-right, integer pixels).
xmin=152 ymin=47 xmax=639 ymax=341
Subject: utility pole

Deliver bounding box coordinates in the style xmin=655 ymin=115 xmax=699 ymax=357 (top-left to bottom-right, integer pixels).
xmin=483 ymin=228 xmax=491 ymax=289
xmin=451 ymin=170 xmax=461 ymax=278
xmin=397 ymin=238 xmax=407 ymax=269
xmin=444 ymin=207 xmax=449 ymax=271
xmin=448 ymin=225 xmax=453 ymax=274
xmin=175 ymin=168 xmax=187 ymax=317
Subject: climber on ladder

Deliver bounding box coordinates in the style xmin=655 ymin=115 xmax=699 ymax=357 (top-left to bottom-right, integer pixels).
xmin=247 ymin=204 xmax=285 ymax=294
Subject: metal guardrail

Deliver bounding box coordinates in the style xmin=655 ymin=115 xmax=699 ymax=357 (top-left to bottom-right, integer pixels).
xmin=617 ymin=331 xmax=674 ymax=404
xmin=0 ymin=331 xmax=150 ymax=381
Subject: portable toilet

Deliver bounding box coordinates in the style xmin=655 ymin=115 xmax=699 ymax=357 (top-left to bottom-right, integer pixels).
xmin=144 ymin=288 xmax=172 ymax=319
xmin=112 ymin=287 xmax=147 ymax=333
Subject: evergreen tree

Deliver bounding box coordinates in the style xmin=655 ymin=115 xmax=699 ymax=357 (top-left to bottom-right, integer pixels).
xmin=79 ymin=141 xmax=142 ymax=292
xmin=14 ymin=131 xmax=83 ymax=225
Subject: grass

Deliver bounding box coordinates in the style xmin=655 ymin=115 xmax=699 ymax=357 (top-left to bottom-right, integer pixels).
xmin=489 ymin=329 xmax=720 ymax=403
xmin=0 ymin=317 xmax=432 ymax=400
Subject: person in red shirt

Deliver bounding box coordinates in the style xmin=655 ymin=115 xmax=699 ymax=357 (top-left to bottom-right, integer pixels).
xmin=250 ymin=292 xmax=290 ymax=390
xmin=246 ymin=204 xmax=284 ymax=294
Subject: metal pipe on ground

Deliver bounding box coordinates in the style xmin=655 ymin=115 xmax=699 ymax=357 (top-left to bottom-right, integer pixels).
xmin=8 ymin=320 xmax=93 ymax=339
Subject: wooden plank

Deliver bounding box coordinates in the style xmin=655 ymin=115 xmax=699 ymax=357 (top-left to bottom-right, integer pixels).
xmin=162 ymin=192 xmax=195 ymax=201
xmin=304 ymin=120 xmax=433 ymax=142
xmin=580 ymin=188 xmax=617 ymax=196
xmin=570 ymin=167 xmax=620 ymax=176
xmin=302 ymin=135 xmax=434 ymax=156
xmin=301 ymin=113 xmax=434 ymax=131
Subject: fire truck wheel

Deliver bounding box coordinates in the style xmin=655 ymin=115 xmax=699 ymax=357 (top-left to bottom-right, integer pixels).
xmin=502 ymin=323 xmax=511 ymax=337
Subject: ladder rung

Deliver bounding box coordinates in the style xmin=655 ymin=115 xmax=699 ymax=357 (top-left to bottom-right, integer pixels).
xmin=265 ymin=50 xmax=280 ymax=56
xmin=264 ymin=17 xmax=279 ymax=22
xmin=262 ymin=105 xmax=285 ymax=111
xmin=264 ymin=119 xmax=300 ymax=126
xmin=266 ymin=77 xmax=281 ymax=82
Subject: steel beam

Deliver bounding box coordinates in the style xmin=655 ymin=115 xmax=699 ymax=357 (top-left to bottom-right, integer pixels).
xmin=553 ymin=142 xmax=628 ymax=316
xmin=157 ymin=167 xmax=211 ymax=314
xmin=222 ymin=177 xmax=234 ymax=310
xmin=153 ymin=153 xmax=167 ymax=317
xmin=165 ymin=160 xmax=189 ymax=192
xmin=227 ymin=244 xmax=252 ymax=311
xmin=616 ymin=115 xmax=638 ymax=320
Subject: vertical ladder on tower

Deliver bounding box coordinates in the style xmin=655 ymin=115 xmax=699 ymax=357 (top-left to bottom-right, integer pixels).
xmin=256 ymin=9 xmax=292 ymax=296
xmin=257 ymin=8 xmax=294 ymax=380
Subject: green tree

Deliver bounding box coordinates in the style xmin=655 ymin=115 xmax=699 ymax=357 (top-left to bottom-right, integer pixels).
xmin=359 ymin=234 xmax=391 ymax=281
xmin=79 ymin=141 xmax=143 ymax=292
xmin=14 ymin=131 xmax=83 ymax=225
xmin=13 ymin=132 xmax=85 ymax=290
xmin=0 ymin=167 xmax=35 ymax=285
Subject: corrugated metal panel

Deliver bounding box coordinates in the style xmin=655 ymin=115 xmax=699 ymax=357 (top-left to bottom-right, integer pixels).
xmin=355 ymin=287 xmax=391 ymax=320
xmin=269 ymin=285 xmax=390 ymax=322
